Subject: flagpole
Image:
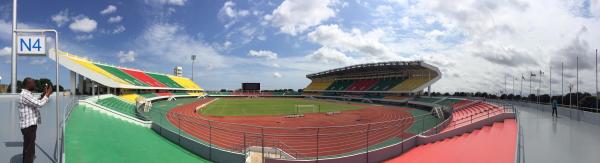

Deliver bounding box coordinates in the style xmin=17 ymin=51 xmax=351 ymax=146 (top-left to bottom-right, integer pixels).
xmin=513 ymin=75 xmax=515 ymax=95
xmin=550 ymin=65 xmax=552 ymax=103
xmin=577 ymin=56 xmax=579 ymax=109
xmin=530 ymin=72 xmax=533 ymax=97
xmin=521 ymin=74 xmax=524 ymax=97
xmin=596 ymin=49 xmax=598 ymax=112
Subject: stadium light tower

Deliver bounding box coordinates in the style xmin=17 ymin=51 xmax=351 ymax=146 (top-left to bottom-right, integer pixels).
xmin=191 ymin=54 xmax=196 ymax=82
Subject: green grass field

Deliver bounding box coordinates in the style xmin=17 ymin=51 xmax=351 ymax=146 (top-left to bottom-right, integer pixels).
xmin=199 ymin=98 xmax=364 ymax=116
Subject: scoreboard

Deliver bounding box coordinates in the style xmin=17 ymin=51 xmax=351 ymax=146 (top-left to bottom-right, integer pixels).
xmin=242 ymin=83 xmax=260 ymax=91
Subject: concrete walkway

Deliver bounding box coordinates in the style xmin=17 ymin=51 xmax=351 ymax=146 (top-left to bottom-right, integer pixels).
xmin=512 ymin=101 xmax=600 ymax=163
xmin=0 ymin=95 xmax=74 ymax=163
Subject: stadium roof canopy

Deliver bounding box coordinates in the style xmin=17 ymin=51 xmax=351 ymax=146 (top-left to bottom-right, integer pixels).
xmin=49 ymin=50 xmax=203 ymax=91
xmin=306 ymin=61 xmax=438 ymax=79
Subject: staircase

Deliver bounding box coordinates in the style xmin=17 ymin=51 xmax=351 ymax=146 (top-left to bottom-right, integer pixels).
xmin=386 ymin=119 xmax=517 ymax=163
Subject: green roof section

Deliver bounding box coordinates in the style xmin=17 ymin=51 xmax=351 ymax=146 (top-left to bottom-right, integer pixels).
xmin=65 ymin=105 xmax=211 ymax=163
xmin=94 ymin=63 xmax=149 ymax=87
xmin=146 ymin=73 xmax=184 ymax=88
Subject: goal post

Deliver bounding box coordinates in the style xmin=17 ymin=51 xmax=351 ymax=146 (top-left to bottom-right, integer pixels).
xmin=295 ymin=104 xmax=320 ymax=114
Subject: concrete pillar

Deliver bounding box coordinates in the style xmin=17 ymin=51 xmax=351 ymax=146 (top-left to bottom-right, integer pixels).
xmin=78 ymin=75 xmax=85 ymax=94
xmin=70 ymin=71 xmax=77 ymax=95
xmin=428 ymin=86 xmax=431 ymax=97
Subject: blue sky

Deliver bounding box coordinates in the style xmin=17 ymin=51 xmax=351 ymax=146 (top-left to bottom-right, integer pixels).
xmin=0 ymin=0 xmax=600 ymax=93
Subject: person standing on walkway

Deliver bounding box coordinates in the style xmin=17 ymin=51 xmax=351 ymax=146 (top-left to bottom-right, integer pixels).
xmin=18 ymin=78 xmax=53 ymax=163
xmin=552 ymin=99 xmax=558 ymax=117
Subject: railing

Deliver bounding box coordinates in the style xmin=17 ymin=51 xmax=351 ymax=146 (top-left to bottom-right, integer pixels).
xmin=515 ymin=106 xmax=525 ymax=163
xmin=130 ymin=96 xmax=523 ymax=162
xmin=475 ymin=97 xmax=600 ymax=113
xmin=137 ymin=102 xmax=447 ymax=162
xmin=442 ymin=102 xmax=515 ymax=132
xmin=61 ymin=95 xmax=86 ymax=163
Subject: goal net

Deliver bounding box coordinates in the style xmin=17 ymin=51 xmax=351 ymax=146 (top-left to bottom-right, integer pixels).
xmin=295 ymin=104 xmax=320 ymax=114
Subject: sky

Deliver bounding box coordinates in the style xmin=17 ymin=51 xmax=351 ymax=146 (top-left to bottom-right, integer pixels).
xmin=0 ymin=0 xmax=599 ymax=94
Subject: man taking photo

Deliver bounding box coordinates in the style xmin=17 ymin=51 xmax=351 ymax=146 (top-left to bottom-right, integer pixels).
xmin=18 ymin=78 xmax=53 ymax=163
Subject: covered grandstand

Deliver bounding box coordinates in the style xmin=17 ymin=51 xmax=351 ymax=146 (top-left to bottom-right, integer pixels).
xmin=49 ymin=51 xmax=204 ymax=97
xmin=303 ymin=61 xmax=441 ymax=98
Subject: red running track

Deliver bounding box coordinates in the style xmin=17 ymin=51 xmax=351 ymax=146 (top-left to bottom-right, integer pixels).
xmin=385 ymin=119 xmax=517 ymax=163
xmin=166 ymin=98 xmax=418 ymax=158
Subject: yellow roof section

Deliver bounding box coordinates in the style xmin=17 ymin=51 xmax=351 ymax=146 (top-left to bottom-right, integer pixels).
xmin=169 ymin=76 xmax=203 ymax=90
xmin=65 ymin=55 xmax=130 ymax=85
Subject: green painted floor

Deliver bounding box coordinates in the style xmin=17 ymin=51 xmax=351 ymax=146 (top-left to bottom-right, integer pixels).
xmin=65 ymin=105 xmax=211 ymax=163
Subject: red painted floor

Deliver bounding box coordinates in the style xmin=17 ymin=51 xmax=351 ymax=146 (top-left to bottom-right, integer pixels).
xmin=385 ymin=119 xmax=517 ymax=163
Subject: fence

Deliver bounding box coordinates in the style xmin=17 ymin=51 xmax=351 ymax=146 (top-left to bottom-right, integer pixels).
xmin=139 ymin=102 xmax=450 ymax=162
xmin=136 ymin=98 xmax=519 ymax=163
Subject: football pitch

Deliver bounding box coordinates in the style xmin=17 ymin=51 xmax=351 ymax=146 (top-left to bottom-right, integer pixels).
xmin=198 ymin=98 xmax=365 ymax=116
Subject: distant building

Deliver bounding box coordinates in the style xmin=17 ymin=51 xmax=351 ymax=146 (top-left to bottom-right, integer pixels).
xmin=0 ymin=84 xmax=7 ymax=93
xmin=174 ymin=66 xmax=182 ymax=77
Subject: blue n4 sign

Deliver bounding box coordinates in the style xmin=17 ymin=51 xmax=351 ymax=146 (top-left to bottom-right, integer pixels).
xmin=17 ymin=35 xmax=46 ymax=55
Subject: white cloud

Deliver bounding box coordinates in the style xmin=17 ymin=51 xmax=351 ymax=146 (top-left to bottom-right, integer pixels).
xmin=264 ymin=0 xmax=338 ymax=35
xmin=223 ymin=41 xmax=232 ymax=49
xmin=0 ymin=20 xmax=34 ymax=41
xmin=113 ymin=25 xmax=126 ymax=34
xmin=0 ymin=46 xmax=10 ymax=56
xmin=138 ymin=23 xmax=226 ymax=69
xmin=306 ymin=47 xmax=355 ymax=65
xmin=219 ymin=1 xmax=249 ymax=19
xmin=51 ymin=9 xmax=70 ymax=27
xmin=592 ymin=0 xmax=600 ymax=17
xmin=100 ymin=5 xmax=117 ymax=15
xmin=69 ymin=17 xmax=97 ymax=33
xmin=108 ymin=16 xmax=123 ymax=23
xmin=248 ymin=50 xmax=278 ymax=60
xmin=273 ymin=72 xmax=283 ymax=78
xmin=117 ymin=50 xmax=136 ymax=63
xmin=30 ymin=59 xmax=47 ymax=65
xmin=308 ymin=24 xmax=395 ymax=60
xmin=146 ymin=0 xmax=187 ymax=6
xmin=218 ymin=1 xmax=250 ymax=28
xmin=75 ymin=34 xmax=94 ymax=41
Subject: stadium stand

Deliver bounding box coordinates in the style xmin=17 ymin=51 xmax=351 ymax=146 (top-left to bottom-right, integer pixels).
xmin=303 ymin=61 xmax=441 ymax=99
xmin=368 ymin=77 xmax=405 ymax=91
xmin=94 ymin=63 xmax=150 ymax=87
xmin=304 ymin=80 xmax=334 ymax=91
xmin=96 ymin=97 xmax=137 ymax=116
xmin=119 ymin=94 xmax=139 ymax=103
xmin=119 ymin=68 xmax=167 ymax=87
xmin=50 ymin=51 xmax=203 ymax=91
xmin=139 ymin=93 xmax=158 ymax=99
xmin=346 ymin=79 xmax=379 ymax=91
xmin=326 ymin=80 xmax=355 ymax=90
xmin=169 ymin=76 xmax=202 ymax=89
xmin=435 ymin=98 xmax=462 ymax=106
xmin=65 ymin=56 xmax=130 ymax=85
xmin=156 ymin=92 xmax=173 ymax=97
xmin=389 ymin=76 xmax=430 ymax=92
xmin=386 ymin=119 xmax=517 ymax=163
xmin=146 ymin=73 xmax=184 ymax=88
